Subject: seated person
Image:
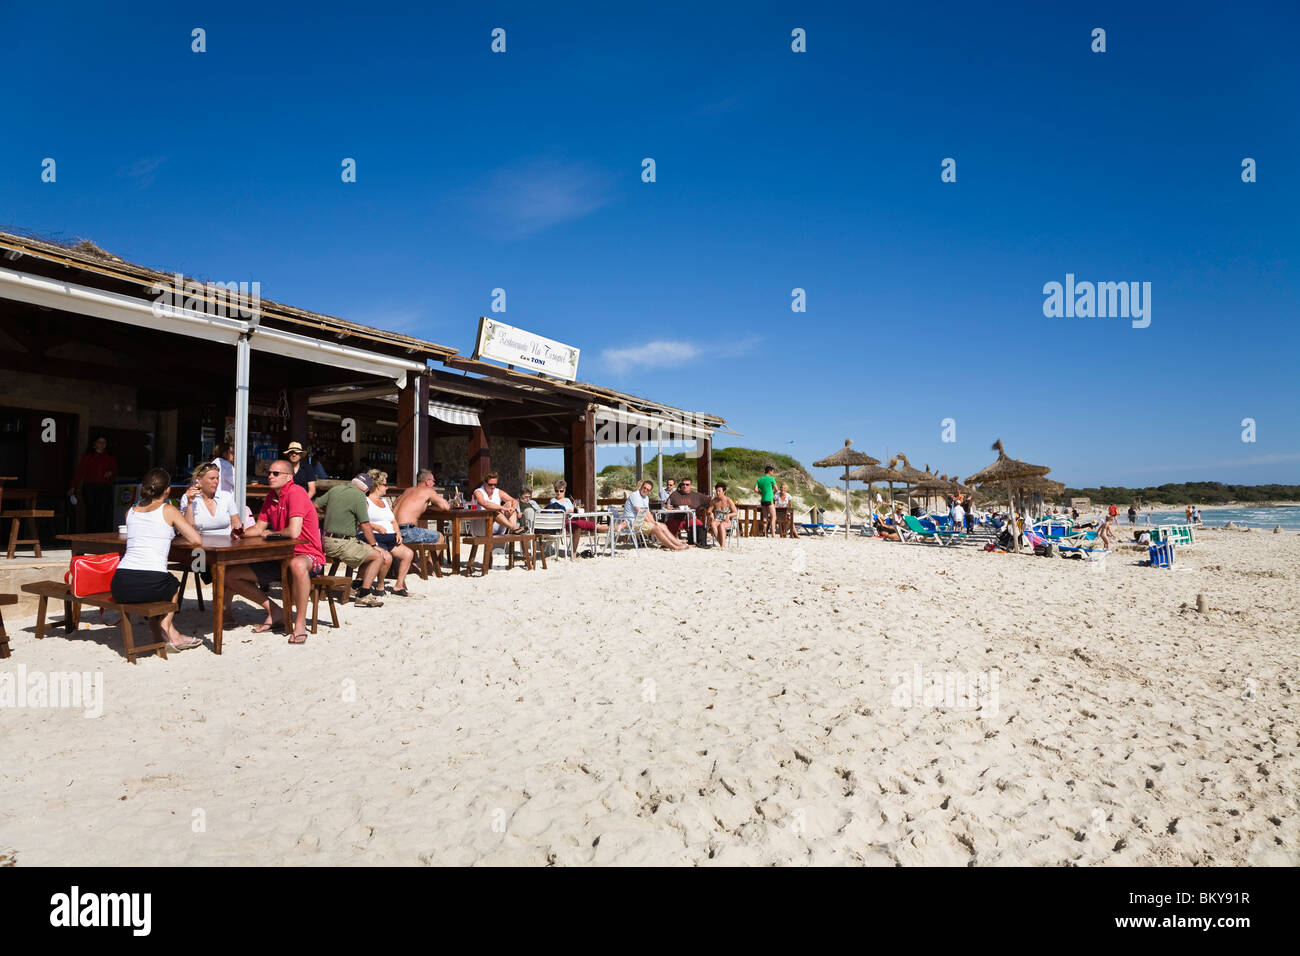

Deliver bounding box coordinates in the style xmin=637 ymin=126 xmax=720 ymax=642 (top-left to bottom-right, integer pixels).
xmin=708 ymin=482 xmax=738 ymax=548
xmin=666 ymin=478 xmax=710 ymax=545
xmin=225 ymin=459 xmax=329 ymax=642
xmin=873 ymin=511 xmax=900 ymax=541
xmin=625 ymin=479 xmax=687 ymax=551
xmin=313 ymin=473 xmax=389 ymax=606
xmin=659 ymin=478 xmax=676 ymax=506
xmin=774 ymin=483 xmax=798 ymax=536
xmin=518 ymin=487 xmax=542 ymax=532
xmin=392 ymin=468 xmax=450 ymax=545
xmin=472 ymin=471 xmax=519 ymax=533
xmin=546 ymin=479 xmax=596 ymax=541
xmin=181 ymin=461 xmax=242 ymax=617
xmin=365 ymin=470 xmax=415 ymax=597
xmin=110 ymin=467 xmax=205 ymax=652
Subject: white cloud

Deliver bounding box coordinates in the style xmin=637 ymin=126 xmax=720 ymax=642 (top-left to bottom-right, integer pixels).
xmin=465 ymin=158 xmax=611 ymax=238
xmin=600 ymin=339 xmax=702 ymax=374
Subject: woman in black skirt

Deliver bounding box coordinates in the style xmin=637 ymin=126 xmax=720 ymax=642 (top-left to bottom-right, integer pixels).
xmin=111 ymin=467 xmax=205 ymax=651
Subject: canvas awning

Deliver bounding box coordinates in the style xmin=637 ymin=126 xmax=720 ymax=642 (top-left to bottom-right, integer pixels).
xmin=428 ymin=399 xmax=482 ymax=427
xmin=593 ymin=404 xmax=715 ymax=445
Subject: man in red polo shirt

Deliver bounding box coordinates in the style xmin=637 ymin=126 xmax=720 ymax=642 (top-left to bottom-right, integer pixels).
xmin=224 ymin=458 xmax=325 ymax=644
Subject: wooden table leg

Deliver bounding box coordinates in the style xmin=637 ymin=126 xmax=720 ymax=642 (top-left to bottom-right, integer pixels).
xmin=451 ymin=517 xmax=462 ymax=575
xmin=280 ymin=557 xmax=293 ymax=634
xmin=212 ymin=560 xmax=226 ymax=655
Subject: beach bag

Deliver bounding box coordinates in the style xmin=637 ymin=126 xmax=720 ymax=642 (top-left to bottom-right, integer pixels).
xmin=1033 ymin=542 xmax=1055 ymax=558
xmin=65 ymin=551 xmax=120 ymax=597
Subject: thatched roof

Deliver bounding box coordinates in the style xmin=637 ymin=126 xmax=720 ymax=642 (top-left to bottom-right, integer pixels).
xmin=911 ymin=467 xmax=962 ymax=494
xmin=886 ymin=453 xmax=928 ymax=484
xmin=965 ymin=439 xmax=1051 ymax=486
xmin=979 ymin=475 xmax=1066 ymax=499
xmin=813 ymin=439 xmax=879 ymax=469
xmin=847 ymin=462 xmax=901 ymax=483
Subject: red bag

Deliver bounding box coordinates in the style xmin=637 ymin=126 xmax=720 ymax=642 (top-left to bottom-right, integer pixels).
xmin=65 ymin=552 xmax=121 ymax=597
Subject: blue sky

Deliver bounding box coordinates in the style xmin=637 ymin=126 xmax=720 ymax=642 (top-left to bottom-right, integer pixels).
xmin=3 ymin=1 xmax=1297 ymax=487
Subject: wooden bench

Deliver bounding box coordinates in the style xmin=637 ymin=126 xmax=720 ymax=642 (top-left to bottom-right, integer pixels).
xmin=3 ymin=509 xmax=55 ymax=559
xmin=308 ymin=575 xmax=352 ymax=634
xmin=409 ymin=539 xmax=448 ymax=579
xmin=463 ymin=533 xmax=545 ymax=574
xmin=0 ymin=593 xmax=15 ymax=659
xmin=19 ymin=580 xmax=177 ymax=663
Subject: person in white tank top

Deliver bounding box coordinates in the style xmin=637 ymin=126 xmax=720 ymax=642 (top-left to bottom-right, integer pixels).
xmin=110 ymin=468 xmax=205 ymax=652
xmin=364 ymin=472 xmax=415 ymax=596
xmin=471 ymin=471 xmax=520 ymax=534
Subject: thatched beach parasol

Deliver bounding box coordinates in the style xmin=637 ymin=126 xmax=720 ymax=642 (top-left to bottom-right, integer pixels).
xmin=848 ymin=461 xmax=902 ymax=514
xmin=965 ymin=440 xmax=1051 ymax=550
xmin=886 ymin=454 xmax=928 ymax=508
xmin=813 ymin=439 xmax=879 ymax=537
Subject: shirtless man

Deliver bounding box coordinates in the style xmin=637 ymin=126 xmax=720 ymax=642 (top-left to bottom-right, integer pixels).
xmin=392 ymin=468 xmax=451 ymax=545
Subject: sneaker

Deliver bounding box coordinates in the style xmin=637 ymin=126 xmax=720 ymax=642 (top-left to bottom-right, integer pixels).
xmin=353 ymin=593 xmax=384 ymax=608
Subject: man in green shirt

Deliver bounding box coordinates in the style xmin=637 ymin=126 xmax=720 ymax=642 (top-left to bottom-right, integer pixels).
xmin=754 ymin=465 xmax=778 ymax=537
xmin=315 ymin=473 xmax=388 ymax=606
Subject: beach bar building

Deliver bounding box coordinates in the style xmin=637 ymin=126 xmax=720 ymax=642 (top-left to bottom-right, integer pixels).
xmin=0 ymin=232 xmax=725 ymax=544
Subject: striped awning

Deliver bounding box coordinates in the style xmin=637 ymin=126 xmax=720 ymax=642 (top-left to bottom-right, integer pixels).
xmin=428 ymin=399 xmax=482 ymax=427
xmin=593 ymin=404 xmax=715 ymax=445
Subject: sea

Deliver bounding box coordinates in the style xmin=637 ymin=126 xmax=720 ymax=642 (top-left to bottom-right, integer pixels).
xmin=1119 ymin=506 xmax=1300 ymax=532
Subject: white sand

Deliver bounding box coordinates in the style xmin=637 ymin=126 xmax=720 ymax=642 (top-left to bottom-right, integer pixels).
xmin=1 ymin=529 xmax=1296 ymax=866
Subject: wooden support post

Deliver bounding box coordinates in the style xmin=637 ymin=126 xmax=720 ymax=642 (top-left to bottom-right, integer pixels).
xmin=696 ymin=436 xmax=712 ymax=493
xmin=287 ymin=388 xmax=308 ymax=450
xmin=570 ymin=410 xmax=596 ymax=508
xmin=468 ymin=424 xmax=490 ymax=491
xmin=635 ymin=444 xmax=643 ymax=482
xmin=397 ymin=373 xmax=429 ymax=488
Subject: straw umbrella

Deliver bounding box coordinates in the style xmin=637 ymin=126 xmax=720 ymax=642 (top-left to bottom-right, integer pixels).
xmin=964 ymin=440 xmax=1051 ymax=551
xmin=887 ymin=454 xmax=928 ymax=511
xmin=847 ymin=462 xmax=901 ymax=515
xmin=813 ymin=439 xmax=879 ymax=537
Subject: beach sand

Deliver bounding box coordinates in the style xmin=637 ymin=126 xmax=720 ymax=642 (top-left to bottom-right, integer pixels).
xmin=1 ymin=528 xmax=1296 ymax=866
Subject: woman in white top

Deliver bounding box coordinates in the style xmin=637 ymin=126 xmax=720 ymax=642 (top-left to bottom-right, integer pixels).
xmin=213 ymin=442 xmax=236 ymax=495
xmin=111 ymin=467 xmax=205 ymax=651
xmin=624 ymin=480 xmax=688 ymax=551
xmin=364 ymin=471 xmax=415 ymax=596
xmin=183 ymin=463 xmax=241 ymax=535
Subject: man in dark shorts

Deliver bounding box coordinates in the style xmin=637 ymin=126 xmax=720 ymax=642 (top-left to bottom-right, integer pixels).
xmin=224 ymin=458 xmax=327 ymax=643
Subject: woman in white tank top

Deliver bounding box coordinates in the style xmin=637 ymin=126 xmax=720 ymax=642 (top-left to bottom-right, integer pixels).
xmin=111 ymin=468 xmax=205 ymax=652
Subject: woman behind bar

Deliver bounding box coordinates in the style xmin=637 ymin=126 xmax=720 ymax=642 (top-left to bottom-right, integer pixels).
xmin=111 ymin=467 xmax=204 ymax=651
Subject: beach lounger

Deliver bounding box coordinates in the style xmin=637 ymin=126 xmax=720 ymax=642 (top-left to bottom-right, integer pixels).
xmin=902 ymin=514 xmax=965 ymax=546
xmin=1056 ymin=532 xmax=1109 ymax=562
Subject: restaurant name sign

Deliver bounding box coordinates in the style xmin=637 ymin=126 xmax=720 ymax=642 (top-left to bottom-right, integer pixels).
xmin=472 ymin=317 xmax=580 ymax=381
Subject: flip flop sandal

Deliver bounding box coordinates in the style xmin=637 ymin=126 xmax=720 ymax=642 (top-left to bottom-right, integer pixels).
xmin=251 ymin=621 xmax=284 ymax=634
xmin=287 ymin=632 xmax=309 ymax=645
xmin=390 ymin=588 xmax=409 ymax=597
xmin=166 ymin=637 xmax=202 ymax=652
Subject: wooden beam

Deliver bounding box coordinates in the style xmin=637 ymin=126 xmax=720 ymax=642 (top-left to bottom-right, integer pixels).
xmin=571 ymin=410 xmax=596 ymax=509
xmin=696 ymin=436 xmax=712 ymax=493
xmin=467 ymin=424 xmax=490 ymax=490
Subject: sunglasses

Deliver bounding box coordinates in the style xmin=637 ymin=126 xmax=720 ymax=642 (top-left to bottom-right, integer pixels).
xmin=487 ymin=482 xmax=498 ymax=487
xmin=268 ymin=470 xmax=287 ymax=476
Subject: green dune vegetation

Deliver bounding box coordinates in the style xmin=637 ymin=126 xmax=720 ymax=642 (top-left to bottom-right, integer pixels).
xmin=1062 ymin=482 xmax=1300 ymax=506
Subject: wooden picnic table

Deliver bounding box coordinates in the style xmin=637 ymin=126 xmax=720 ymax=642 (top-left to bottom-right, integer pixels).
xmin=58 ymin=532 xmax=295 ymax=654
xmin=734 ymin=503 xmax=797 ymax=538
xmin=414 ymin=506 xmax=498 ymax=575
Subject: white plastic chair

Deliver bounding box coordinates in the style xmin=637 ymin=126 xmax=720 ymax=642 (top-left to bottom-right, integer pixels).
xmin=531 ymin=510 xmax=570 ymax=557
xmin=608 ymin=506 xmax=644 ymax=552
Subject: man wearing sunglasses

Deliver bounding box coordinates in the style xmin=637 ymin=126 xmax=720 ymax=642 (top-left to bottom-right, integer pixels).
xmin=225 ymin=458 xmax=327 ymax=643
xmin=471 ymin=471 xmax=520 ymax=533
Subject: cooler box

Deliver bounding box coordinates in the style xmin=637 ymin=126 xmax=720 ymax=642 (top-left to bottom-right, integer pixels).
xmin=1148 ymin=540 xmax=1176 ymax=568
